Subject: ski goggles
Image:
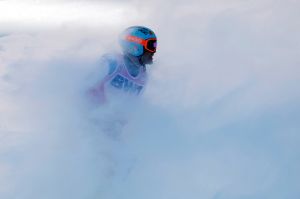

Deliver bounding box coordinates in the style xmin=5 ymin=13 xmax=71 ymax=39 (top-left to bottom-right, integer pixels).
xmin=126 ymin=35 xmax=157 ymax=53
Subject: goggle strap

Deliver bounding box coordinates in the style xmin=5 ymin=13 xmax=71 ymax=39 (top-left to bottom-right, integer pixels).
xmin=125 ymin=35 xmax=146 ymax=45
xmin=125 ymin=35 xmax=156 ymax=53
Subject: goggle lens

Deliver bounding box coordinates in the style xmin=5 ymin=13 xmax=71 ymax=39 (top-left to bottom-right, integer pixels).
xmin=146 ymin=39 xmax=157 ymax=53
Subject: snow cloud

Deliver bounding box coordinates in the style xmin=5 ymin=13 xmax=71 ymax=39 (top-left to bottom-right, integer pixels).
xmin=1 ymin=0 xmax=300 ymax=199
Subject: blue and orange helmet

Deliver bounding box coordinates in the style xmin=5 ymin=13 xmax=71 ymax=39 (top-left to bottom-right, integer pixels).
xmin=119 ymin=26 xmax=157 ymax=57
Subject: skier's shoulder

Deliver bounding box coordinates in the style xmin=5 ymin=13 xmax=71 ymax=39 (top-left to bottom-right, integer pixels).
xmin=99 ymin=52 xmax=124 ymax=75
xmin=100 ymin=52 xmax=124 ymax=65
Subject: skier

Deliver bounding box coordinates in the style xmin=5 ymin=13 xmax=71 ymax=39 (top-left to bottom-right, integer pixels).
xmin=87 ymin=26 xmax=157 ymax=105
xmin=85 ymin=26 xmax=157 ymax=138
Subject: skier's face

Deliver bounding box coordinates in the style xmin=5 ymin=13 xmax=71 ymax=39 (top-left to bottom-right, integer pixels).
xmin=141 ymin=51 xmax=154 ymax=65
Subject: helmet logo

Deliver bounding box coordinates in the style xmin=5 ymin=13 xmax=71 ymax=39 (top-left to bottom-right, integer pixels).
xmin=138 ymin=28 xmax=153 ymax=35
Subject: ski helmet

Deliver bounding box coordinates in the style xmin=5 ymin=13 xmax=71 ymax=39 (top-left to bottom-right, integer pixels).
xmin=119 ymin=26 xmax=157 ymax=57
